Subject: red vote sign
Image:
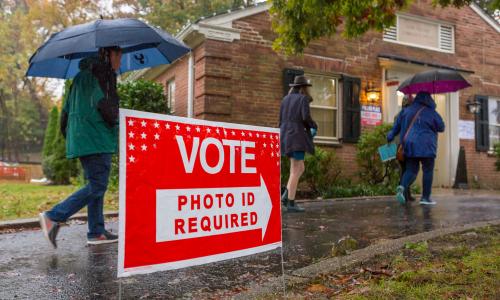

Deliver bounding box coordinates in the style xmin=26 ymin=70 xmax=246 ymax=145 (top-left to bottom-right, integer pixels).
xmin=117 ymin=109 xmax=282 ymax=277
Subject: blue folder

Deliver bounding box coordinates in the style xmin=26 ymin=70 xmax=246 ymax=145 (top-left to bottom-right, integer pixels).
xmin=378 ymin=143 xmax=397 ymax=162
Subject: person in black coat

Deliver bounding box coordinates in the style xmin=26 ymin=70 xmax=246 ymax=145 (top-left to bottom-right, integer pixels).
xmin=279 ymin=75 xmax=318 ymax=212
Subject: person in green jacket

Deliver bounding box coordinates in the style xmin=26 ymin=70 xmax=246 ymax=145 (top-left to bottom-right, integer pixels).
xmin=39 ymin=46 xmax=122 ymax=248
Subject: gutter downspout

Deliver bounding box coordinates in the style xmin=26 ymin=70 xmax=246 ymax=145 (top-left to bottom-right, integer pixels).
xmin=187 ymin=51 xmax=194 ymax=118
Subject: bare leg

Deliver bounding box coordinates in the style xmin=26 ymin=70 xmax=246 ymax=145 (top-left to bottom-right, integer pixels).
xmin=286 ymin=158 xmax=305 ymax=200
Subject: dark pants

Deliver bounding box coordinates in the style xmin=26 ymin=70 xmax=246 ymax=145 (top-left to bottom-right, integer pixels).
xmin=46 ymin=153 xmax=112 ymax=238
xmin=401 ymin=157 xmax=435 ymax=200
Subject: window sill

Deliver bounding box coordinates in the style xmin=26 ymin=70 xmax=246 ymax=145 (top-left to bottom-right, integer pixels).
xmin=314 ymin=138 xmax=342 ymax=147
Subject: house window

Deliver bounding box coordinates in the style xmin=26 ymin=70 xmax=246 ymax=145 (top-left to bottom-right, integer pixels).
xmin=489 ymin=97 xmax=500 ymax=149
xmin=383 ymin=14 xmax=455 ymax=53
xmin=306 ymin=73 xmax=340 ymax=141
xmin=167 ymin=79 xmax=175 ymax=113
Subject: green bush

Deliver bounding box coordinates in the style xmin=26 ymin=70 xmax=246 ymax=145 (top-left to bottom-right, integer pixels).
xmin=494 ymin=143 xmax=500 ymax=171
xmin=42 ymin=106 xmax=58 ymax=158
xmin=356 ymin=123 xmax=400 ymax=188
xmin=118 ymin=79 xmax=168 ymax=113
xmin=281 ymin=148 xmax=342 ymax=196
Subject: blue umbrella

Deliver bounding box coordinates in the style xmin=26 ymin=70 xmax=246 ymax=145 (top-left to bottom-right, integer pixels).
xmin=26 ymin=18 xmax=190 ymax=79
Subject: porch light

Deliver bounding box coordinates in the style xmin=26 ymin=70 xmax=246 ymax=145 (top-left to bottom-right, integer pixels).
xmin=466 ymin=99 xmax=481 ymax=114
xmin=365 ymin=83 xmax=381 ymax=103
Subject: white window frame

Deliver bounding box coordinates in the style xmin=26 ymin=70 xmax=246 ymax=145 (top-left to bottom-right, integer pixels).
xmin=167 ymin=79 xmax=175 ymax=114
xmin=305 ymin=72 xmax=341 ymax=145
xmin=383 ymin=13 xmax=455 ymax=54
xmin=488 ymin=97 xmax=500 ymax=151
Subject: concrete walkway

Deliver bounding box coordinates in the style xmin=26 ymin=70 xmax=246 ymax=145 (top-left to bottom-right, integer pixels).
xmin=0 ymin=191 xmax=499 ymax=299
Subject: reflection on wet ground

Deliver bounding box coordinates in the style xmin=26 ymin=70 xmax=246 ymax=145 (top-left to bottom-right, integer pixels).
xmin=1 ymin=194 xmax=499 ymax=299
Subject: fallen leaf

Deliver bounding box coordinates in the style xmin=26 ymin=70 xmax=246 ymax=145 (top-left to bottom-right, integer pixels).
xmin=307 ymin=283 xmax=328 ymax=293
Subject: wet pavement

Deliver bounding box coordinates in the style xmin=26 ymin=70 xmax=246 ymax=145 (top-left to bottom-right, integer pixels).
xmin=1 ymin=191 xmax=499 ymax=299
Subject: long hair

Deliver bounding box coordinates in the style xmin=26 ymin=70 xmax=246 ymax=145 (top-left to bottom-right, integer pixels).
xmin=288 ymin=86 xmax=313 ymax=102
xmin=98 ymin=46 xmax=121 ymax=65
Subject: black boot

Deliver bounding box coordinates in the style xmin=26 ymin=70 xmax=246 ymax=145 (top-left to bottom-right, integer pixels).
xmin=281 ymin=188 xmax=288 ymax=206
xmin=287 ymin=200 xmax=305 ymax=213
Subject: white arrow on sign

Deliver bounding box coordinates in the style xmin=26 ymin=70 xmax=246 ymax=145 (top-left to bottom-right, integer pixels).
xmin=156 ymin=176 xmax=272 ymax=243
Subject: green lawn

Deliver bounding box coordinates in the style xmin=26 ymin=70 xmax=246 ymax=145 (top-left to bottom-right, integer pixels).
xmin=0 ymin=182 xmax=118 ymax=221
xmin=293 ymin=226 xmax=500 ymax=299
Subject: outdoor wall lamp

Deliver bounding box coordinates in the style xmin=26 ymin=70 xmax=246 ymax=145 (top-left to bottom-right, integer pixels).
xmin=365 ymin=83 xmax=381 ymax=104
xmin=466 ymin=99 xmax=481 ymax=114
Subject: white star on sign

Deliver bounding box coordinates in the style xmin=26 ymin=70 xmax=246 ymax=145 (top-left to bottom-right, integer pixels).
xmin=141 ymin=144 xmax=147 ymax=151
xmin=141 ymin=120 xmax=147 ymax=127
xmin=175 ymin=124 xmax=180 ymax=131
xmin=154 ymin=133 xmax=160 ymax=140
xmin=241 ymin=131 xmax=245 ymax=137
xmin=128 ymin=144 xmax=135 ymax=150
xmin=128 ymin=132 xmax=135 ymax=138
xmin=196 ymin=126 xmax=201 ymax=132
xmin=165 ymin=123 xmax=171 ymax=129
xmin=263 ymin=143 xmax=267 ymax=148
xmin=154 ymin=122 xmax=160 ymax=128
xmin=128 ymin=120 xmax=135 ymax=126
xmin=271 ymin=152 xmax=275 ymax=157
xmin=231 ymin=131 xmax=236 ymax=136
xmin=141 ymin=132 xmax=147 ymax=139
xmin=263 ymin=134 xmax=267 ymax=138
xmin=216 ymin=128 xmax=220 ymax=134
xmin=270 ymin=135 xmax=274 ymax=139
xmin=249 ymin=132 xmax=252 ymax=137
xmin=256 ymin=133 xmax=260 ymax=138
xmin=276 ymin=152 xmax=280 ymax=157
xmin=186 ymin=126 xmax=191 ymax=132
xmin=129 ymin=156 xmax=135 ymax=163
xmin=206 ymin=128 xmax=211 ymax=133
xmin=224 ymin=129 xmax=228 ymax=136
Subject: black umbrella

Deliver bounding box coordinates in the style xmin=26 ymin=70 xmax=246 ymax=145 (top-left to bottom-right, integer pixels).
xmin=397 ymin=69 xmax=471 ymax=95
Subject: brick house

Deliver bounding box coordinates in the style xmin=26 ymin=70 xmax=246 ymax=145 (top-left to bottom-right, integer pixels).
xmin=134 ymin=1 xmax=500 ymax=189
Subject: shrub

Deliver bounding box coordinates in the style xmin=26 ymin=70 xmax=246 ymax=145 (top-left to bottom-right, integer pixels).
xmin=281 ymin=148 xmax=342 ymax=196
xmin=42 ymin=106 xmax=58 ymax=158
xmin=118 ymin=79 xmax=168 ymax=113
xmin=356 ymin=123 xmax=400 ymax=188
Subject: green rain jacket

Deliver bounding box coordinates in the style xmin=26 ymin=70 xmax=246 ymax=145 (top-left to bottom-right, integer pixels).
xmin=60 ymin=57 xmax=119 ymax=159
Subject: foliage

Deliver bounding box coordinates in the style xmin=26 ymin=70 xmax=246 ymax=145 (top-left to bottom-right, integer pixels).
xmin=118 ymin=80 xmax=170 ymax=114
xmin=0 ymin=182 xmax=118 ymax=221
xmin=322 ymin=182 xmax=395 ymax=198
xmin=494 ymin=143 xmax=500 ymax=171
xmin=356 ymin=124 xmax=400 ymax=188
xmin=42 ymin=107 xmax=59 ymax=159
xmin=281 ymin=147 xmax=342 ymax=196
xmin=270 ymin=0 xmax=476 ymax=54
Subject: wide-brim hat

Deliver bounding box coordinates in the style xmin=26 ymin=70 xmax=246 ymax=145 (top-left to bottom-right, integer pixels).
xmin=289 ymin=75 xmax=312 ymax=87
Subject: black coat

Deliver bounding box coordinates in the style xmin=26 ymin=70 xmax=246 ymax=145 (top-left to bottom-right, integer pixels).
xmin=279 ymin=92 xmax=318 ymax=155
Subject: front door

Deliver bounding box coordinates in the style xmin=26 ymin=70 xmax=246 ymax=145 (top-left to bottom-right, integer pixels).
xmin=432 ymin=94 xmax=451 ymax=187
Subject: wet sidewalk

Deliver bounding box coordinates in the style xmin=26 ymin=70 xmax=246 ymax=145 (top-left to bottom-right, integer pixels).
xmin=1 ymin=191 xmax=499 ymax=299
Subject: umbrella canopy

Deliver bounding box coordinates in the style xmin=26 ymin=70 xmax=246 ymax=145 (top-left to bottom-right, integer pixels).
xmin=26 ymin=18 xmax=190 ymax=79
xmin=397 ymin=69 xmax=471 ymax=95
